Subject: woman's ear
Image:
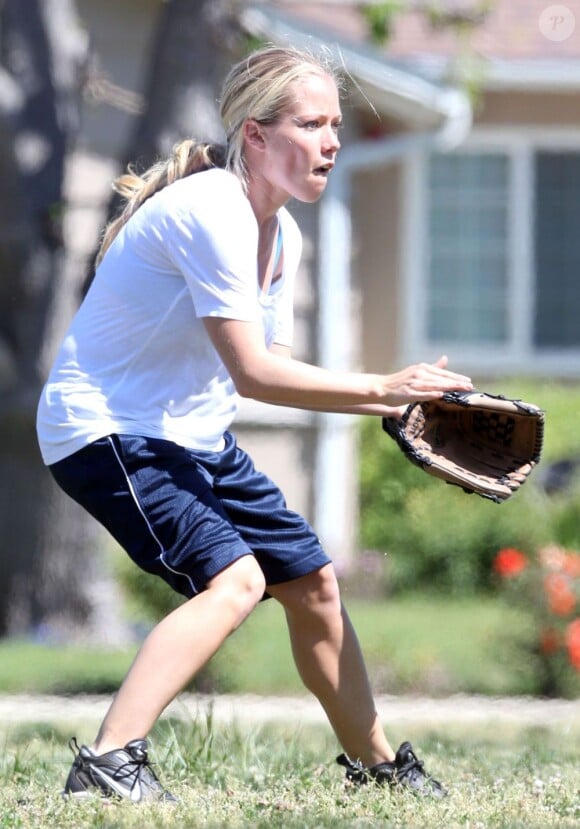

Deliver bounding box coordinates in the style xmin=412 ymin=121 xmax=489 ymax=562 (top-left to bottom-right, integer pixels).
xmin=243 ymin=119 xmax=266 ymax=150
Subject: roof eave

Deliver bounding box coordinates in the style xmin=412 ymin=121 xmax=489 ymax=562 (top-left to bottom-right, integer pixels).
xmin=484 ymin=59 xmax=580 ymax=91
xmin=398 ymin=55 xmax=580 ymax=92
xmin=240 ymin=5 xmax=471 ymax=130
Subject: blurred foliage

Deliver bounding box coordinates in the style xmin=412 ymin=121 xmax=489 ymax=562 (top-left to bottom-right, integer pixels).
xmin=359 ymin=380 xmax=580 ymax=594
xmin=115 ymin=561 xmax=223 ymax=691
xmin=361 ymin=1 xmax=404 ymax=44
xmin=0 ymin=639 xmax=135 ymax=694
xmin=120 ymin=560 xmax=182 ymax=622
xmin=491 ymin=544 xmax=580 ymax=698
xmin=0 ymin=593 xmax=535 ymax=697
xmin=359 ymin=1 xmax=492 ymax=107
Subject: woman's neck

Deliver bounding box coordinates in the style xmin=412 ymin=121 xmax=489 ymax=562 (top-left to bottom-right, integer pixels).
xmin=246 ymin=175 xmax=287 ymax=229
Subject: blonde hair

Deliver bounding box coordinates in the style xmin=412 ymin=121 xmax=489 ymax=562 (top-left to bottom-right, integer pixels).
xmin=96 ymin=45 xmax=340 ymax=264
xmin=220 ymin=44 xmax=341 ymax=185
xmin=96 ymin=142 xmax=226 ymax=265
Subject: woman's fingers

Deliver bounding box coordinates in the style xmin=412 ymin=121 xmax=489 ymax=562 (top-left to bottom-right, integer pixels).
xmin=384 ymin=360 xmax=472 ymax=405
xmin=433 ymin=354 xmax=448 ymax=369
xmin=411 ymin=362 xmax=472 ymax=388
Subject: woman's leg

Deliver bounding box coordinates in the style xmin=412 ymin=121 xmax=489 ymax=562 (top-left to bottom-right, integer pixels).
xmin=93 ymin=555 xmax=265 ymax=754
xmin=267 ymin=563 xmax=396 ymax=767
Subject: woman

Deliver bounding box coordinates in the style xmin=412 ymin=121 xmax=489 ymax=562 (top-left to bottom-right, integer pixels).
xmin=37 ymin=44 xmax=472 ymax=802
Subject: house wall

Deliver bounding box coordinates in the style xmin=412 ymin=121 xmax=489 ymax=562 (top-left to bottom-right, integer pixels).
xmin=352 ymin=164 xmax=402 ymax=373
xmin=477 ymin=91 xmax=580 ymax=126
xmin=231 ymin=426 xmax=318 ymax=520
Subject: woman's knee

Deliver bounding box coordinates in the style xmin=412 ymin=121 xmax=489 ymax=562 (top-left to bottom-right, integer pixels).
xmin=271 ymin=563 xmax=342 ymax=616
xmin=208 ymin=555 xmax=266 ymax=624
xmin=309 ymin=564 xmax=341 ymax=607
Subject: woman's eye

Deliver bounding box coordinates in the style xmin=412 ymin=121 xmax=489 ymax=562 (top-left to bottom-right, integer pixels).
xmin=298 ymin=119 xmax=342 ymax=131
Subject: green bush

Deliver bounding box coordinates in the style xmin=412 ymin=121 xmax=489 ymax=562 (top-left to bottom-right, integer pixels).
xmin=491 ymin=545 xmax=580 ymax=698
xmin=120 ymin=558 xmax=182 ymax=621
xmin=359 ymin=380 xmax=580 ymax=594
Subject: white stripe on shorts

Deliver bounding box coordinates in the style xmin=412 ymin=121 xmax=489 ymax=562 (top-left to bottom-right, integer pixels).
xmin=107 ymin=435 xmax=198 ymax=595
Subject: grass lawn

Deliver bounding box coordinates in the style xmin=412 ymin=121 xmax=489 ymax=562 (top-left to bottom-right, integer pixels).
xmin=1 ymin=716 xmax=578 ymax=828
xmin=1 ymin=593 xmax=578 ymax=827
xmin=214 ymin=591 xmax=535 ymax=696
xmin=0 ymin=594 xmax=536 ymax=697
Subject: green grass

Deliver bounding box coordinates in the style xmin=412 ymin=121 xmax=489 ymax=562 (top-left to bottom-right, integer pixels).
xmin=210 ymin=593 xmax=534 ymax=696
xmin=0 ymin=595 xmax=531 ymax=697
xmin=0 ymin=640 xmax=137 ymax=694
xmin=1 ymin=717 xmax=579 ymax=828
xmin=499 ymin=378 xmax=580 ymax=461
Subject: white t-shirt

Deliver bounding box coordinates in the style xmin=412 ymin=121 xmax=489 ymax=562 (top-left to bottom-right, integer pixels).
xmin=37 ymin=168 xmax=301 ymax=464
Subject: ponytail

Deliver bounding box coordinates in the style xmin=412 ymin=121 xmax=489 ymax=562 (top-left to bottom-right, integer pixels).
xmin=96 ymin=139 xmax=226 ymax=265
xmin=96 ymin=46 xmax=340 ymax=267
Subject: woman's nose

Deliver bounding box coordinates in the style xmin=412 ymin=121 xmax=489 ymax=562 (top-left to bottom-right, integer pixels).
xmin=323 ymin=126 xmax=340 ymax=152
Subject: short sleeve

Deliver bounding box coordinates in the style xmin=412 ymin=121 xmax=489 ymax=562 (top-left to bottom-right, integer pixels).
xmin=160 ymin=171 xmax=261 ymax=321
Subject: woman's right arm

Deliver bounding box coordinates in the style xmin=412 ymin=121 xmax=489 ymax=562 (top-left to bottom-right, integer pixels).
xmin=203 ymin=317 xmax=473 ymax=409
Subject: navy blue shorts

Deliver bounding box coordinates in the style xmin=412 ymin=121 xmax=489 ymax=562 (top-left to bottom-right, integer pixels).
xmin=48 ymin=432 xmax=330 ymax=598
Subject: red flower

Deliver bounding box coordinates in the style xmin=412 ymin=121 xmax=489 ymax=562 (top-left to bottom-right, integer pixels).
xmin=544 ymin=573 xmax=576 ymax=616
xmin=539 ymin=627 xmax=561 ymax=655
xmin=565 ymin=619 xmax=580 ymax=671
xmin=564 ymin=552 xmax=580 ymax=578
xmin=538 ymin=544 xmax=568 ymax=571
xmin=493 ymin=548 xmax=528 ymax=578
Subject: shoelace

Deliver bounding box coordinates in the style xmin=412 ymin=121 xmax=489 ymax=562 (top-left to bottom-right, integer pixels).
xmin=339 ymin=747 xmax=444 ymax=797
xmin=338 ymin=751 xmax=428 ymax=786
xmin=69 ymin=736 xmax=82 ymax=756
xmin=70 ymin=736 xmax=160 ymax=795
xmin=394 ymin=752 xmax=425 ymax=784
xmin=336 ymin=753 xmax=382 ymax=784
xmin=111 ymin=755 xmax=160 ymax=794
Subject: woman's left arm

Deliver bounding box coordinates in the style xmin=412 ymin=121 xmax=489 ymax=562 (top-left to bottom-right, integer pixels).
xmin=267 ymin=342 xmax=404 ymax=419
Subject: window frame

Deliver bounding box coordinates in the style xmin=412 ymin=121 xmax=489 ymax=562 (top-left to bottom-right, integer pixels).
xmin=401 ymin=127 xmax=580 ymax=377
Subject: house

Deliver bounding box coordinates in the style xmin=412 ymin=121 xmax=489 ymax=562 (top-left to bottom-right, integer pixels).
xmin=70 ymin=0 xmax=579 ymax=567
xmin=267 ymin=0 xmax=580 ymax=379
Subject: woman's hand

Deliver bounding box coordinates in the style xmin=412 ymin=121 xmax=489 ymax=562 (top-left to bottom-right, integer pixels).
xmin=380 ymin=356 xmax=472 ymax=406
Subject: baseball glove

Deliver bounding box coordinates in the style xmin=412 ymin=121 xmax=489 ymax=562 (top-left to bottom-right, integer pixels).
xmin=382 ymin=391 xmax=545 ymax=503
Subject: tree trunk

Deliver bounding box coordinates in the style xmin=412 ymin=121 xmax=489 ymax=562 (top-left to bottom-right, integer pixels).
xmin=84 ymin=0 xmax=238 ymax=285
xmin=129 ymin=0 xmax=234 ymax=162
xmin=0 ymin=0 xmax=117 ymax=639
xmin=0 ymin=0 xmax=241 ymax=638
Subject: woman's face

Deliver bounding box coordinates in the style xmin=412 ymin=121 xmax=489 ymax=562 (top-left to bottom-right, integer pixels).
xmin=249 ymin=72 xmax=342 ymax=206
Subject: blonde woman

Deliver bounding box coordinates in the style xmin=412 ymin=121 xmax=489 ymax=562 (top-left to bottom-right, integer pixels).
xmin=37 ymin=44 xmax=471 ymax=802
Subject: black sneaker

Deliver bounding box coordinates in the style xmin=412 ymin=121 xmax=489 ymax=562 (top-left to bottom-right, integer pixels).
xmin=337 ymin=741 xmax=447 ymax=798
xmin=62 ymin=737 xmax=178 ymax=803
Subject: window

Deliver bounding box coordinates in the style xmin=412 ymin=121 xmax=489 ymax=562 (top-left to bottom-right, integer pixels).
xmin=534 ymin=152 xmax=580 ymax=348
xmin=427 ymin=153 xmax=509 ymax=344
xmin=408 ymin=133 xmax=580 ymax=374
